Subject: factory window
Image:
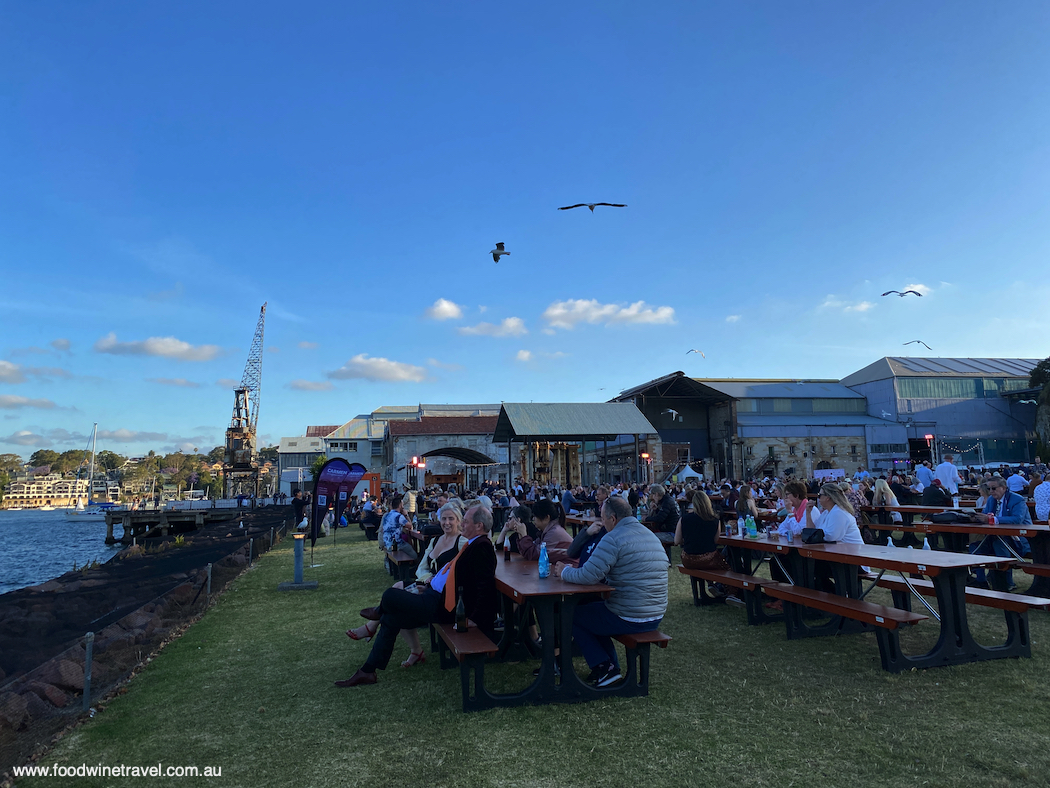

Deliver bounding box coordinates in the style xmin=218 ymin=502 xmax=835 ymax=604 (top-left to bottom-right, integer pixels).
xmin=773 ymin=399 xmax=792 ymax=412
xmin=371 ymin=442 xmax=384 ymax=456
xmin=789 ymin=446 xmax=797 ymax=456
xmin=768 ymin=446 xmax=775 ymax=457
xmin=850 ymin=445 xmax=857 ymax=455
xmin=897 ymin=377 xmax=1029 ymax=400
xmin=746 ymin=445 xmax=753 ymax=455
xmin=830 ymin=445 xmax=837 ymax=455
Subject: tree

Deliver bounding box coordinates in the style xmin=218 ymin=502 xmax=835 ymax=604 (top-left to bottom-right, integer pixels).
xmin=206 ymin=446 xmax=225 ymax=464
xmin=95 ymin=450 xmax=127 ymax=472
xmin=1030 ymin=357 xmax=1050 ymax=389
xmin=259 ymin=445 xmax=279 ymax=463
xmin=0 ymin=470 xmax=9 ymax=503
xmin=310 ymin=454 xmax=328 ymax=482
xmin=29 ymin=449 xmax=59 ymax=468
xmin=0 ymin=454 xmax=22 ymax=474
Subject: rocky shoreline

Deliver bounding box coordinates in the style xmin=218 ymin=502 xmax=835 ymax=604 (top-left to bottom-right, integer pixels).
xmin=0 ymin=506 xmax=293 ymax=775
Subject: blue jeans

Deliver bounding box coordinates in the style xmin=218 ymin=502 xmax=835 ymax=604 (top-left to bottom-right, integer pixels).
xmin=970 ymin=535 xmax=1029 ymax=588
xmin=571 ymin=601 xmax=661 ymax=669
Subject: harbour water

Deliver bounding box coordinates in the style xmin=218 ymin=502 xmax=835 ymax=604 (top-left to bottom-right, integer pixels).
xmin=0 ymin=510 xmax=119 ymax=595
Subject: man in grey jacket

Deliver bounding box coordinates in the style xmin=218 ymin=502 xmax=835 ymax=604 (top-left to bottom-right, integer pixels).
xmin=554 ymin=495 xmax=668 ymax=687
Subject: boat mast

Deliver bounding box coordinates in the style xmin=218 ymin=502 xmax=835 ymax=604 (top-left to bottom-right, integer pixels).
xmin=87 ymin=423 xmax=97 ymax=506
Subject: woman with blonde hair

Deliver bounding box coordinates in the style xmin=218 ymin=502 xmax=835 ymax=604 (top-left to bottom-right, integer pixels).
xmin=675 ymin=490 xmax=728 ymax=571
xmin=806 ymin=484 xmax=864 ymax=544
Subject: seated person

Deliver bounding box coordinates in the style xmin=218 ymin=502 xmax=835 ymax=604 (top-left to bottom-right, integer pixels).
xmin=921 ymin=480 xmax=952 ymax=507
xmin=554 ymin=496 xmax=668 ymax=687
xmin=494 ymin=505 xmax=536 ymax=553
xmin=336 ymin=506 xmax=497 ymax=687
xmin=777 ymin=480 xmax=809 ymax=539
xmin=642 ymin=484 xmax=680 ymax=545
xmin=806 ymin=483 xmax=864 ymax=593
xmin=505 ymin=499 xmax=572 ymax=563
xmin=970 ymin=477 xmax=1033 ymax=590
xmin=675 ymin=490 xmax=727 ymax=571
xmin=348 ymin=502 xmax=466 ymax=667
xmin=567 ymin=516 xmax=607 ymax=568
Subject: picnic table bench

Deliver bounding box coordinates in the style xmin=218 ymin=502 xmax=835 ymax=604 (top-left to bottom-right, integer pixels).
xmin=875 ymin=575 xmax=1050 ymax=658
xmin=385 ymin=549 xmax=417 ymax=583
xmin=433 ymin=622 xmax=500 ymax=713
xmin=677 ymin=565 xmax=778 ymax=617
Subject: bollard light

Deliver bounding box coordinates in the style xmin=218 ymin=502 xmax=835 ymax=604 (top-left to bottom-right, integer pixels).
xmin=278 ymin=533 xmax=318 ymax=591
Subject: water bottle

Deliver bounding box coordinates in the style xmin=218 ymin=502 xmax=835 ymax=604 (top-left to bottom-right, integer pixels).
xmin=737 ymin=517 xmax=745 ymax=537
xmin=747 ymin=515 xmax=758 ymax=538
xmin=538 ymin=542 xmax=550 ymax=578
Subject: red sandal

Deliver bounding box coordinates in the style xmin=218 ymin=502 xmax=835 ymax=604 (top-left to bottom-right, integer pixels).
xmin=346 ymin=621 xmax=378 ymax=642
xmin=400 ymin=651 xmax=426 ymax=668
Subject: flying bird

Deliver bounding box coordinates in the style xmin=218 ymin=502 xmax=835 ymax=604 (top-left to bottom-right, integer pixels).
xmin=903 ymin=340 xmax=932 ymax=350
xmin=880 ymin=410 xmax=893 ymax=419
xmin=661 ymin=408 xmax=680 ymax=420
xmin=490 ymin=242 xmax=510 ymax=263
xmin=882 ymin=290 xmax=924 ymax=297
xmin=557 ymin=203 xmax=627 ymax=212
xmin=686 ymin=349 xmax=705 ymax=358
xmin=1019 ymin=399 xmax=1038 ymax=405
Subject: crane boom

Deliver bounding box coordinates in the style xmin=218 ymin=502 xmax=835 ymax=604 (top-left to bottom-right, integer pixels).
xmin=223 ymin=303 xmax=267 ymax=498
xmin=241 ymin=303 xmax=266 ymax=435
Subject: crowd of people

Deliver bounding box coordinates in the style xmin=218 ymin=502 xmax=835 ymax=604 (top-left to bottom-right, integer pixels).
xmin=300 ymin=455 xmax=1046 ymax=688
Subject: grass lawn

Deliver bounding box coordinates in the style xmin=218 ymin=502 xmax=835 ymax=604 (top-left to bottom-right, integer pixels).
xmin=25 ymin=530 xmax=1050 ymax=788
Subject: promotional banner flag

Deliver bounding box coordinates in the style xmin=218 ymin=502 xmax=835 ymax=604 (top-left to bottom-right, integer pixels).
xmin=312 ymin=459 xmax=369 ymax=546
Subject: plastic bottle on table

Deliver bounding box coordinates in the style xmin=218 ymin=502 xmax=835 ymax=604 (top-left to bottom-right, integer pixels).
xmin=538 ymin=542 xmax=550 ymax=578
xmin=746 ymin=515 xmax=758 ymax=538
xmin=737 ymin=517 xmax=745 ymax=537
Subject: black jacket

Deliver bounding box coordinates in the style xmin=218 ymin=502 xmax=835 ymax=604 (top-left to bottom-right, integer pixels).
xmin=451 ymin=535 xmax=498 ymax=636
xmin=645 ymin=495 xmax=680 ymax=533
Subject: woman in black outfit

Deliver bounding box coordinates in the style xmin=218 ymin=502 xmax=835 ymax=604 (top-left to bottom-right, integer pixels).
xmin=675 ymin=490 xmax=728 ymax=570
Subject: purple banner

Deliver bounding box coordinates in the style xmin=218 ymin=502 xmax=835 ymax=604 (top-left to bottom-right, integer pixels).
xmin=312 ymin=459 xmax=369 ymax=546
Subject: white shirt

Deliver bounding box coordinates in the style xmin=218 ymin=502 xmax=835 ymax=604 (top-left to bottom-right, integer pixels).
xmin=1007 ymin=474 xmax=1027 ymax=493
xmin=809 ymin=504 xmax=864 ymax=544
xmin=1034 ymin=483 xmax=1050 ymax=521
xmin=933 ymin=462 xmax=962 ymax=494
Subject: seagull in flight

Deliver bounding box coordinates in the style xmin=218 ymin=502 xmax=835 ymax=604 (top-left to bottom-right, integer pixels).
xmin=882 ymin=290 xmax=924 ymax=297
xmin=686 ymin=349 xmax=705 ymax=358
xmin=490 ymin=242 xmax=510 ymax=263
xmin=903 ymin=340 xmax=932 ymax=350
xmin=661 ymin=408 xmax=680 ymax=419
xmin=880 ymin=410 xmax=894 ymax=419
xmin=557 ymin=202 xmax=627 ymax=212
xmin=1018 ymin=399 xmax=1038 ymax=405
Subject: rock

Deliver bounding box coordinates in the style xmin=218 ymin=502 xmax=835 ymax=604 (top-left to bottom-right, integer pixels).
xmin=0 ymin=691 xmax=28 ymax=729
xmin=122 ymin=611 xmax=153 ymax=631
xmin=24 ymin=681 xmax=68 ymax=708
xmin=170 ymin=584 xmax=194 ymax=604
xmin=21 ymin=691 xmax=49 ymax=720
xmin=38 ymin=659 xmax=84 ymax=692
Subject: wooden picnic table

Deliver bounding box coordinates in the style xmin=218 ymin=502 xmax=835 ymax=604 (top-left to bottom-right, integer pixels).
xmin=564 ymin=513 xmax=601 ymax=536
xmin=794 ymin=542 xmax=1019 ymax=670
xmin=482 ymin=556 xmax=629 ymax=707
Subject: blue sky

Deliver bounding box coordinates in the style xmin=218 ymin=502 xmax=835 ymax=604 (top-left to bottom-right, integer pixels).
xmin=2 ymin=2 xmax=1049 ymax=458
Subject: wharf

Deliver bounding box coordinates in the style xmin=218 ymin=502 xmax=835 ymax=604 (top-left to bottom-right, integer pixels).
xmin=103 ymin=509 xmax=240 ymax=544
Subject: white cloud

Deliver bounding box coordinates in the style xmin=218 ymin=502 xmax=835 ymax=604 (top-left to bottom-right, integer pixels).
xmin=267 ymin=347 xmax=280 ymax=354
xmin=904 ymin=283 xmax=932 ymax=296
xmin=725 ymin=315 xmax=741 ymax=323
xmin=478 ymin=305 xmax=488 ymax=314
xmin=516 ymin=350 xmax=533 ymax=362
xmin=0 ymin=361 xmax=25 ymax=384
xmin=51 ymin=339 xmax=71 ymax=352
xmin=820 ymin=296 xmax=875 ymax=313
xmin=216 ymin=378 xmax=240 ymax=388
xmin=298 ymin=341 xmax=318 ymax=349
xmin=98 ymin=428 xmax=168 ymax=442
xmin=458 ymin=317 xmax=528 ymax=337
xmin=541 ymin=299 xmax=675 ymax=330
xmin=544 ymin=351 xmax=569 ymax=358
xmin=288 ymin=379 xmax=334 ymax=391
xmin=148 ymin=378 xmax=201 ymax=388
xmin=328 ymin=354 xmax=428 ymax=383
xmin=1 ymin=430 xmax=46 ymax=446
xmin=94 ymin=332 xmax=222 ymax=361
xmin=425 ymin=298 xmax=464 ymax=321
xmin=427 ymin=358 xmax=464 ymax=371
xmin=0 ymin=395 xmax=57 ymax=410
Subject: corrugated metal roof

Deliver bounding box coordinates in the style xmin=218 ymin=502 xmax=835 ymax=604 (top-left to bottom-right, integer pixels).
xmin=419 ymin=403 xmax=501 ymax=417
xmin=840 ymin=357 xmax=1038 ymax=386
xmin=327 ymin=417 xmax=383 ymax=441
xmin=373 ymin=405 xmax=418 ymax=415
xmin=696 ymin=379 xmax=863 ymax=399
xmin=736 ymin=414 xmax=899 ymax=428
xmin=492 ymin=403 xmax=657 ymax=441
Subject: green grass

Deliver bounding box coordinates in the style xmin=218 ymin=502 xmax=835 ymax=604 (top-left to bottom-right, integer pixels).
xmin=24 ymin=533 xmax=1050 ymax=788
